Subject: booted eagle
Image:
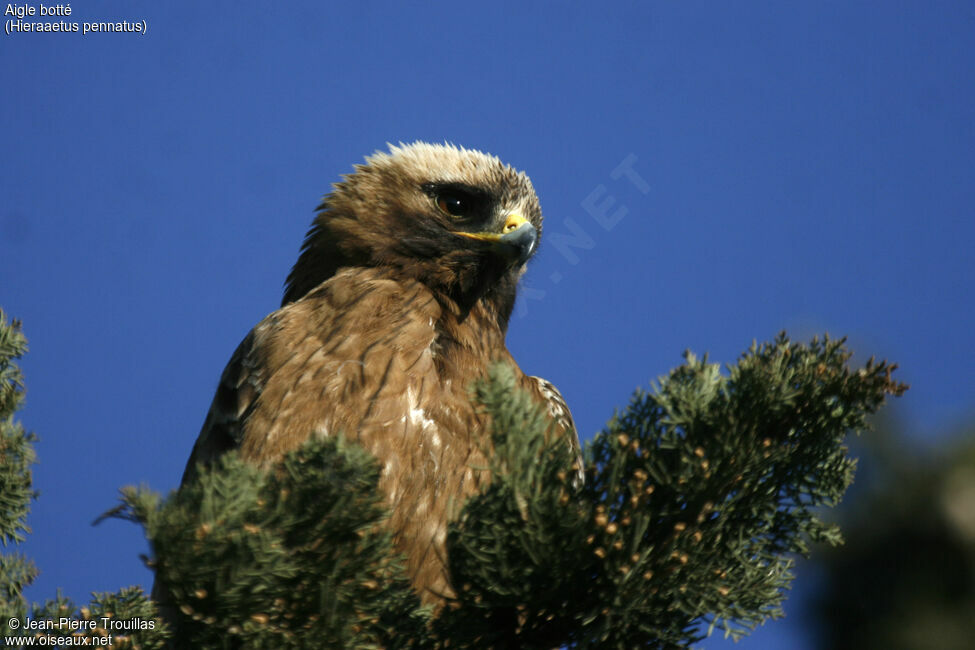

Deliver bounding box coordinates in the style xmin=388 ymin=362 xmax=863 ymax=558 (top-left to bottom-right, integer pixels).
xmin=179 ymin=142 xmax=579 ymax=605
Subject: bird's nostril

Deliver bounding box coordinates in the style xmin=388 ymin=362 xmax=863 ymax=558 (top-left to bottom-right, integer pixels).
xmin=502 ymin=213 xmax=527 ymax=233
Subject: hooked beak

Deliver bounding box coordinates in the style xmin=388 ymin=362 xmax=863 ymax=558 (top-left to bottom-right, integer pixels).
xmin=456 ymin=213 xmax=538 ymax=265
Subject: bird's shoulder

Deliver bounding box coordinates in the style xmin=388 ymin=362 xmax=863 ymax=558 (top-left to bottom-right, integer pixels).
xmin=181 ymin=269 xmax=442 ymax=483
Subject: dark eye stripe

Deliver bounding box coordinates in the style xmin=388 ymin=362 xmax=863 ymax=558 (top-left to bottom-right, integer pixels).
xmin=422 ymin=182 xmax=494 ymax=221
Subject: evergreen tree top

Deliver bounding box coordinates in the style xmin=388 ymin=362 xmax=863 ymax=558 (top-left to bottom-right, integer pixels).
xmin=0 ymin=311 xmax=906 ymax=648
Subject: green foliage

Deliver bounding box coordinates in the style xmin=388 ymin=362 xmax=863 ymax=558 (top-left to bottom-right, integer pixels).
xmin=433 ymin=363 xmax=593 ymax=647
xmin=436 ymin=334 xmax=905 ymax=648
xmin=116 ymin=437 xmax=429 ymax=649
xmin=29 ymin=587 xmax=169 ymax=649
xmin=0 ymin=310 xmax=906 ymax=649
xmin=577 ymin=334 xmax=905 ymax=645
xmin=0 ymin=311 xmax=36 ymax=548
xmin=0 ymin=312 xmax=168 ymax=649
xmin=810 ymin=418 xmax=975 ymax=650
xmin=0 ymin=553 xmax=35 ymax=637
xmin=0 ymin=311 xmax=38 ymax=632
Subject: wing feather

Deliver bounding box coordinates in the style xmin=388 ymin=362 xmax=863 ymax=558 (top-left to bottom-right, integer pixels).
xmin=528 ymin=375 xmax=584 ymax=482
xmin=180 ymin=317 xmax=277 ymax=484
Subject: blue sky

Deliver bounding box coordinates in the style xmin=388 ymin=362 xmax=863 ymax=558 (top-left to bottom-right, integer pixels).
xmin=2 ymin=2 xmax=973 ymax=647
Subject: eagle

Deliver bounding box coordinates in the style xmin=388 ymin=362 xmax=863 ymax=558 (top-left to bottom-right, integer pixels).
xmin=178 ymin=142 xmax=579 ymax=606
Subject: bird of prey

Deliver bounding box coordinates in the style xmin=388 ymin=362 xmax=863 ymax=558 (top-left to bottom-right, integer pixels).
xmin=179 ymin=142 xmax=579 ymax=606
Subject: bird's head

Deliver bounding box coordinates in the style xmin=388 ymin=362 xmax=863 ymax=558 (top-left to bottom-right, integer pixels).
xmin=283 ymin=142 xmax=544 ymax=326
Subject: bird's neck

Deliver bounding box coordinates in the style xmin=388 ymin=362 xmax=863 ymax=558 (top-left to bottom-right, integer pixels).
xmin=432 ymin=296 xmax=512 ymax=372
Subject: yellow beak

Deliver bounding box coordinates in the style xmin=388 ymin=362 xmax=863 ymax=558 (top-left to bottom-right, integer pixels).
xmin=501 ymin=213 xmax=530 ymax=234
xmin=456 ymin=214 xmax=537 ymax=264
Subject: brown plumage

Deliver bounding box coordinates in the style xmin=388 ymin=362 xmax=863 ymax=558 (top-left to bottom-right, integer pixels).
xmin=180 ymin=142 xmax=579 ymax=606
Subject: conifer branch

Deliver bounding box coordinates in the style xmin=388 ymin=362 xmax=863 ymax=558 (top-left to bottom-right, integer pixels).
xmin=0 ymin=311 xmax=906 ymax=648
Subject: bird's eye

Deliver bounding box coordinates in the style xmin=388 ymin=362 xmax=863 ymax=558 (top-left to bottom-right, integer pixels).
xmin=436 ymin=192 xmax=473 ymax=218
